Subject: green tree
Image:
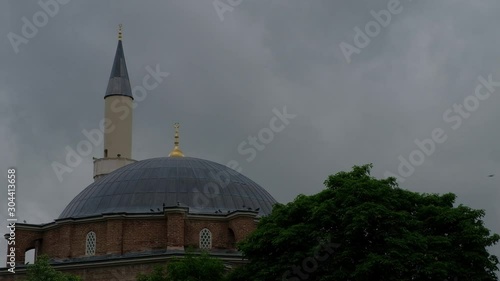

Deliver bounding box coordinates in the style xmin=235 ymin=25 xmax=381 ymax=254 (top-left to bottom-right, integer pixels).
xmin=136 ymin=266 xmax=168 ymax=281
xmin=136 ymin=250 xmax=226 ymax=281
xmin=24 ymin=255 xmax=81 ymax=281
xmin=233 ymin=164 xmax=500 ymax=281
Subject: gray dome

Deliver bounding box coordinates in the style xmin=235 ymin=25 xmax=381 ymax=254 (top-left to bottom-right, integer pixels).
xmin=59 ymin=157 xmax=277 ymax=219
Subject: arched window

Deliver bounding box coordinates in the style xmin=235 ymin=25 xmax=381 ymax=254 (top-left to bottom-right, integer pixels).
xmin=85 ymin=231 xmax=96 ymax=256
xmin=199 ymin=228 xmax=212 ymax=249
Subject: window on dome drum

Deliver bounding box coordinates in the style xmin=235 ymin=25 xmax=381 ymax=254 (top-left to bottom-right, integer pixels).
xmin=85 ymin=231 xmax=97 ymax=256
xmin=199 ymin=228 xmax=212 ymax=249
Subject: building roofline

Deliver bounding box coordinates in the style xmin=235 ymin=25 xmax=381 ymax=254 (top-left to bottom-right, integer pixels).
xmin=7 ymin=209 xmax=260 ymax=232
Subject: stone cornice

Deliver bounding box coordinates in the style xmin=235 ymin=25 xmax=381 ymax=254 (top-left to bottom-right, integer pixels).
xmin=6 ymin=209 xmax=259 ymax=233
xmin=0 ymin=251 xmax=247 ymax=275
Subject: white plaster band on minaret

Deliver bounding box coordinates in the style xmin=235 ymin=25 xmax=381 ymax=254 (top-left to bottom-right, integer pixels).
xmin=104 ymin=96 xmax=133 ymax=159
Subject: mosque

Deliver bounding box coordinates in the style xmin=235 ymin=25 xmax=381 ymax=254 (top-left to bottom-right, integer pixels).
xmin=0 ymin=27 xmax=278 ymax=280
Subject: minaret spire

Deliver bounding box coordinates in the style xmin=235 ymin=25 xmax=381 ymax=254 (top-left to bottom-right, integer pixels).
xmin=169 ymin=123 xmax=185 ymax=157
xmin=104 ymin=24 xmax=132 ymax=99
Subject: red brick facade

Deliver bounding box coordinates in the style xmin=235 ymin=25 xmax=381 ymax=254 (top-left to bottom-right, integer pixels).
xmin=1 ymin=208 xmax=258 ymax=280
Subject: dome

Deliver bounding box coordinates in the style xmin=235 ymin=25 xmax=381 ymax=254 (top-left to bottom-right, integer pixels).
xmin=59 ymin=157 xmax=277 ymax=219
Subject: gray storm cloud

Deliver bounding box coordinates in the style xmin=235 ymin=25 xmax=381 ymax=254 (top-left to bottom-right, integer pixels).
xmin=0 ymin=0 xmax=499 ymax=270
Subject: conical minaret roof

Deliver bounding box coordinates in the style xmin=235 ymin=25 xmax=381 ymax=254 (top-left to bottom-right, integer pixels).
xmin=104 ymin=25 xmax=133 ymax=99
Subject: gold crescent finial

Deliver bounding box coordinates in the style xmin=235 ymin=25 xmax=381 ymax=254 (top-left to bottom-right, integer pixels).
xmin=169 ymin=122 xmax=185 ymax=157
xmin=118 ymin=24 xmax=123 ymax=40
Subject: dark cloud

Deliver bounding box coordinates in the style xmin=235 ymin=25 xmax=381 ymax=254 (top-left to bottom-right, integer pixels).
xmin=1 ymin=0 xmax=499 ymax=270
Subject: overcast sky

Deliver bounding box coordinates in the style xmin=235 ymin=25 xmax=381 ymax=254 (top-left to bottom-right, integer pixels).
xmin=1 ymin=0 xmax=499 ymax=269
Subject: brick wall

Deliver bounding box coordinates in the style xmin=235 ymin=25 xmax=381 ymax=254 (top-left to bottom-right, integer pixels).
xmin=123 ymin=218 xmax=167 ymax=253
xmin=228 ymin=216 xmax=257 ymax=241
xmin=2 ymin=212 xmax=258 ymax=281
xmin=166 ymin=213 xmax=184 ymax=249
xmin=6 ymin=212 xmax=258 ymax=266
xmin=106 ymin=219 xmax=123 ymax=255
xmin=185 ymin=219 xmax=228 ymax=249
xmin=8 ymin=229 xmax=42 ymax=265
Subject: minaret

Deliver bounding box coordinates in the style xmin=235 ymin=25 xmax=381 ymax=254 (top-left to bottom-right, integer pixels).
xmin=169 ymin=123 xmax=185 ymax=157
xmin=104 ymin=24 xmax=133 ymax=159
xmin=93 ymin=25 xmax=136 ymax=180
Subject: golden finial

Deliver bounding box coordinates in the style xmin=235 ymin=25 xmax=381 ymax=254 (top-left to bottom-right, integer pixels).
xmin=118 ymin=24 xmax=123 ymax=40
xmin=169 ymin=122 xmax=185 ymax=157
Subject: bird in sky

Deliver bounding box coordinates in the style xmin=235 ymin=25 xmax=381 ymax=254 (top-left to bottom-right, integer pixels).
xmin=488 ymin=174 xmax=495 ymax=177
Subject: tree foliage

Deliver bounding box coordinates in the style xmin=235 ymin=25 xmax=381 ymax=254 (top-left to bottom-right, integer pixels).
xmin=136 ymin=266 xmax=168 ymax=281
xmin=24 ymin=255 xmax=81 ymax=281
xmin=136 ymin=250 xmax=226 ymax=281
xmin=232 ymin=164 xmax=500 ymax=281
